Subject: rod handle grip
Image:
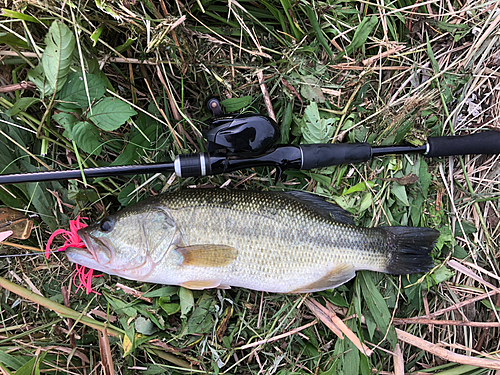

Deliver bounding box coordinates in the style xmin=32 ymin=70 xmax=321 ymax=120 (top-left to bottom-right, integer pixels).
xmin=426 ymin=131 xmax=500 ymax=157
xmin=300 ymin=143 xmax=372 ymax=169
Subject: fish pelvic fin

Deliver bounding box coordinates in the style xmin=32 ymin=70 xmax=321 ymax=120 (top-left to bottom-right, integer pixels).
xmin=289 ymin=264 xmax=356 ymax=293
xmin=383 ymin=226 xmax=440 ymax=275
xmin=175 ymin=244 xmax=238 ymax=267
xmin=181 ymin=280 xmax=227 ymax=290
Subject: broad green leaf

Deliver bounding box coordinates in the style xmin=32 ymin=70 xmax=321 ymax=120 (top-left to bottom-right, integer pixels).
xmin=5 ymin=97 xmax=41 ymax=116
xmin=11 ymin=357 xmax=37 ymax=375
xmin=179 ymin=287 xmax=194 ymax=318
xmin=88 ymin=97 xmax=137 ymax=131
xmin=42 ymin=21 xmax=75 ymax=92
xmin=343 ymin=181 xmax=374 ymax=195
xmin=53 ymin=113 xmax=101 ymax=154
xmin=363 ymin=309 xmax=377 ymax=339
xmin=300 ymin=76 xmax=325 ymax=102
xmin=221 ymin=96 xmax=253 ymax=112
xmin=301 ymin=102 xmax=335 ymax=144
xmin=158 ymin=300 xmax=181 ymax=315
xmin=419 ymin=159 xmax=431 ymax=197
xmin=0 ymin=32 xmax=28 ymax=48
xmin=119 ymin=316 xmax=136 ymax=356
xmin=53 ymin=111 xmax=78 ymax=131
xmin=95 ymin=0 xmax=120 ymax=19
xmin=116 ymin=37 xmax=137 ymax=52
xmin=106 ymin=296 xmax=137 ymax=317
xmin=90 ymin=25 xmax=104 ymax=46
xmin=143 ymin=286 xmax=178 ymax=298
xmin=309 ymin=172 xmax=331 ymax=186
xmin=111 ymin=122 xmax=156 ymax=166
xmin=111 ymin=142 xmax=137 ymax=166
xmin=281 ymin=99 xmax=293 ymax=144
xmin=343 ymin=16 xmax=378 ymax=56
xmin=343 ymin=328 xmax=360 ymax=375
xmin=67 ymin=187 xmax=99 ymax=205
xmin=72 ymin=121 xmax=103 ymax=155
xmin=117 ymin=183 xmax=136 ymax=206
xmin=431 ymin=266 xmax=454 ymax=285
xmin=305 ymin=6 xmax=333 ymax=57
xmin=482 ymin=299 xmax=500 ymax=312
xmin=184 ymin=292 xmax=215 ymax=335
xmin=138 ymin=310 xmax=165 ymax=330
xmin=359 ymin=192 xmax=372 ymax=213
xmin=410 ymin=194 xmax=424 ymax=226
xmin=19 ymin=164 xmax=58 ymax=231
xmin=391 ymin=184 xmax=410 ymax=206
xmin=279 ymin=0 xmax=304 ymax=40
xmin=1 ymin=9 xmax=43 ymax=23
xmin=144 ymin=364 xmax=168 ymax=375
xmin=359 ymin=272 xmax=396 ymax=347
xmin=134 ymin=316 xmax=156 ymax=335
xmin=13 ymin=344 xmax=46 ymax=375
xmin=57 ymin=71 xmax=107 ymax=109
xmin=0 ymin=350 xmax=30 ymax=370
xmin=27 ymin=64 xmax=53 ymax=96
xmin=453 ymin=245 xmax=468 ymax=259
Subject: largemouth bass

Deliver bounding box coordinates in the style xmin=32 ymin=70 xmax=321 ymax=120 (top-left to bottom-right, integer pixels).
xmin=65 ymin=189 xmax=439 ymax=293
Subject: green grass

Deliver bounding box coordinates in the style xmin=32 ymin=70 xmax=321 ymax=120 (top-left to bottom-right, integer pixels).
xmin=0 ymin=0 xmax=499 ymax=374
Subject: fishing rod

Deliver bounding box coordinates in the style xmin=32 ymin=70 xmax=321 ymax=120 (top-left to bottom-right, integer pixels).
xmin=1 ymin=98 xmax=500 ymax=185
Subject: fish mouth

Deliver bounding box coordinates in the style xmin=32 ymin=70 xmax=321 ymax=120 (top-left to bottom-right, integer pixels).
xmin=65 ymin=246 xmax=104 ymax=271
xmin=65 ymin=230 xmax=113 ymax=270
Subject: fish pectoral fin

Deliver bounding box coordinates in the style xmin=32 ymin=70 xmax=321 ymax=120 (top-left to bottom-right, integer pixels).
xmin=175 ymin=244 xmax=238 ymax=267
xmin=181 ymin=279 xmax=224 ymax=290
xmin=290 ymin=264 xmax=356 ymax=293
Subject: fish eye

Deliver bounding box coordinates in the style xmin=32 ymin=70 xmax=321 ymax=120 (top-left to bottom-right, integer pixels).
xmin=99 ymin=218 xmax=114 ymax=232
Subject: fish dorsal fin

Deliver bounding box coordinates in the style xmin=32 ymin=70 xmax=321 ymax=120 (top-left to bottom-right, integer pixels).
xmin=175 ymin=245 xmax=238 ymax=267
xmin=290 ymin=264 xmax=356 ymax=293
xmin=286 ymin=191 xmax=355 ymax=225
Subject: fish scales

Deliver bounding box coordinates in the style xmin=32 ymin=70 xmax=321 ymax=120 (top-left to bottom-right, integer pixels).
xmin=65 ymin=189 xmax=439 ymax=293
xmin=161 ymin=190 xmax=386 ymax=291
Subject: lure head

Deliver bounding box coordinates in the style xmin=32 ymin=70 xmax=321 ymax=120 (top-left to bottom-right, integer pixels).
xmin=65 ymin=204 xmax=179 ymax=281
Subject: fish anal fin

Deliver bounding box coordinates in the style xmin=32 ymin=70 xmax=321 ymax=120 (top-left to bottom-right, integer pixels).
xmin=181 ymin=280 xmax=222 ymax=290
xmin=286 ymin=191 xmax=355 ymax=225
xmin=175 ymin=244 xmax=237 ymax=267
xmin=290 ymin=264 xmax=356 ymax=293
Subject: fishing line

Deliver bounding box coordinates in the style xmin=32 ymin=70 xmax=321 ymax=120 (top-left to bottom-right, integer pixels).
xmin=0 ymin=250 xmax=62 ymax=258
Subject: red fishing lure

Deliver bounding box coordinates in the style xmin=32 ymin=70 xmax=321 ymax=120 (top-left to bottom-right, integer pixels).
xmin=46 ymin=216 xmax=101 ymax=295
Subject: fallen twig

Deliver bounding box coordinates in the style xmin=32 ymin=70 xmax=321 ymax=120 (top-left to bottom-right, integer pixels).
xmin=393 ymin=318 xmax=500 ymax=327
xmin=396 ymin=328 xmax=500 ymax=370
xmin=238 ymin=320 xmax=317 ymax=350
xmin=257 ymin=70 xmax=276 ymax=122
xmin=306 ymin=298 xmax=373 ymax=356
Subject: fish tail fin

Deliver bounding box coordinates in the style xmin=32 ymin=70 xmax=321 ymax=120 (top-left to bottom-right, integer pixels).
xmin=383 ymin=226 xmax=440 ymax=275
